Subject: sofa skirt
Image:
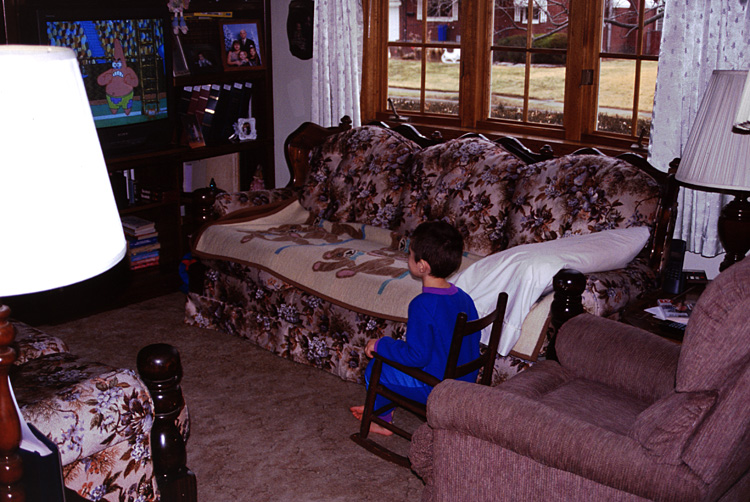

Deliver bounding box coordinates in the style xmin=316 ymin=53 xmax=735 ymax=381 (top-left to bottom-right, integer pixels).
xmin=185 ymin=258 xmax=537 ymax=385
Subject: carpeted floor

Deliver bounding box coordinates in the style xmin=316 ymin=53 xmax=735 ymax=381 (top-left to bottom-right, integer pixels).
xmin=39 ymin=292 xmax=425 ymax=502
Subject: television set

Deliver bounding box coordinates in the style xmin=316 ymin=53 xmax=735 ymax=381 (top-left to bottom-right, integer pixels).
xmin=35 ymin=7 xmax=175 ymax=156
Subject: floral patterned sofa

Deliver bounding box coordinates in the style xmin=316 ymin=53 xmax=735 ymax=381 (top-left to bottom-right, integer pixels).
xmin=185 ymin=119 xmax=677 ymax=385
xmin=5 ymin=311 xmax=193 ymax=502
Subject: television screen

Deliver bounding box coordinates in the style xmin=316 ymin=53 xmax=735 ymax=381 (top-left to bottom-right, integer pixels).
xmin=38 ymin=9 xmax=173 ymax=154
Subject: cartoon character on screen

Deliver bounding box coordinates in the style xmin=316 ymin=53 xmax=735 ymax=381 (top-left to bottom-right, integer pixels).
xmin=97 ymin=39 xmax=139 ymax=116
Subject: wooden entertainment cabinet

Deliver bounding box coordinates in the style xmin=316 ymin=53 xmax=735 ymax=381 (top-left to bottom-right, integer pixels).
xmin=1 ymin=0 xmax=275 ymax=323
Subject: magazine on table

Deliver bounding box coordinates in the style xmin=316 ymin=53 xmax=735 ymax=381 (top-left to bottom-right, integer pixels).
xmin=644 ymin=298 xmax=693 ymax=325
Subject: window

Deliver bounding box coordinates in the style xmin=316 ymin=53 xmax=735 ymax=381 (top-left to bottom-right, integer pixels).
xmin=386 ymin=0 xmax=462 ymax=116
xmin=491 ymin=0 xmax=564 ymax=126
xmin=364 ymin=0 xmax=664 ymax=149
xmin=596 ymin=0 xmax=663 ymax=137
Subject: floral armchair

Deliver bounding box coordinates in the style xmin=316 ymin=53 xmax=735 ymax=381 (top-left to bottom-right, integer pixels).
xmin=5 ymin=315 xmax=194 ymax=502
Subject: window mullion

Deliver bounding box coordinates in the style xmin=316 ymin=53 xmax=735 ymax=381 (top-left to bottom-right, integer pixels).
xmin=631 ymin=0 xmax=647 ymax=137
xmin=459 ymin=0 xmax=487 ymax=129
xmin=576 ymin=0 xmax=603 ymax=140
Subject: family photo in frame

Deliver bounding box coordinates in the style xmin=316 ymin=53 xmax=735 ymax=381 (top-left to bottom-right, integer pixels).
xmin=235 ymin=117 xmax=257 ymax=141
xmin=220 ymin=20 xmax=264 ymax=71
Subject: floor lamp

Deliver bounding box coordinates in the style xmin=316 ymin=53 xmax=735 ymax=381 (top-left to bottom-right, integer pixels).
xmin=676 ymin=70 xmax=750 ymax=272
xmin=0 ymin=46 xmax=126 ymax=499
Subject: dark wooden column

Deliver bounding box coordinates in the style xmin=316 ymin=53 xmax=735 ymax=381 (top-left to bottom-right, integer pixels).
xmin=547 ymin=269 xmax=586 ymax=361
xmin=137 ymin=344 xmax=197 ymax=502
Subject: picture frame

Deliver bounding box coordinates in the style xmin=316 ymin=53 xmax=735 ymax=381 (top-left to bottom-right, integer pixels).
xmin=220 ymin=20 xmax=264 ymax=71
xmin=235 ymin=117 xmax=257 ymax=141
xmin=185 ymin=43 xmax=221 ymax=75
xmin=181 ymin=114 xmax=206 ymax=148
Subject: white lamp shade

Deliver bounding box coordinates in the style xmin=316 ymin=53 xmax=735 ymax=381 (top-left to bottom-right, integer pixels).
xmin=733 ymin=70 xmax=750 ymax=132
xmin=677 ymin=70 xmax=750 ymax=192
xmin=0 ymin=46 xmax=127 ymax=297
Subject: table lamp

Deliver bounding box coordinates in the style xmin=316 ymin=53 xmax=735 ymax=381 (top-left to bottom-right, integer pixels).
xmin=0 ymin=46 xmax=127 ymax=498
xmin=676 ymin=69 xmax=750 ymax=272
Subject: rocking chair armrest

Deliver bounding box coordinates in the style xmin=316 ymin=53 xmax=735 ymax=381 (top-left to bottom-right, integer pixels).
xmin=372 ymin=352 xmax=441 ymax=388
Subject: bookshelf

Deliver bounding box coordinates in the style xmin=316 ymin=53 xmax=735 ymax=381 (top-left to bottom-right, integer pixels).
xmin=1 ymin=0 xmax=275 ymax=322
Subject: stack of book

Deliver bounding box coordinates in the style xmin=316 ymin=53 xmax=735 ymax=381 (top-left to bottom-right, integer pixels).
xmin=121 ymin=215 xmax=160 ymax=270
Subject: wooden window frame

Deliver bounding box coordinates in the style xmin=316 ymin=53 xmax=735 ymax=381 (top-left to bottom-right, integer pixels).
xmin=361 ymin=0 xmax=656 ymax=154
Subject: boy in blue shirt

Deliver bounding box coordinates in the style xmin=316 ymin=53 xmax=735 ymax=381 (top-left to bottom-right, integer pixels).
xmin=350 ymin=221 xmax=480 ymax=435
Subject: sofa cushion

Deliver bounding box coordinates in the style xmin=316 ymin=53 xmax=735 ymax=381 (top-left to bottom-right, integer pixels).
xmin=631 ymin=391 xmax=716 ymax=465
xmin=507 ymin=154 xmax=660 ymax=247
xmin=300 ymin=125 xmax=421 ymax=229
xmin=193 ymin=199 xmax=482 ymax=322
xmin=399 ymin=136 xmax=528 ymax=256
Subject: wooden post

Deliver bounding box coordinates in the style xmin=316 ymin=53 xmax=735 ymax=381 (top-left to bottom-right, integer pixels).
xmin=137 ymin=344 xmax=197 ymax=502
xmin=548 ymin=269 xmax=586 ymax=361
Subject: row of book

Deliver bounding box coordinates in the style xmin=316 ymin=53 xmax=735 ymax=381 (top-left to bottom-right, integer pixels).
xmin=121 ymin=216 xmax=160 ymax=271
xmin=180 ymin=81 xmax=253 ymax=148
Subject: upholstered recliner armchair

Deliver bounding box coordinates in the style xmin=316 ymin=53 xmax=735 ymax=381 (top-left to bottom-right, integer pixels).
xmin=410 ymin=255 xmax=750 ymax=501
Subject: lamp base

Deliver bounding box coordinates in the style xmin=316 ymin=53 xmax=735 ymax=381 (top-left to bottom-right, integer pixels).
xmin=718 ymin=193 xmax=750 ymax=272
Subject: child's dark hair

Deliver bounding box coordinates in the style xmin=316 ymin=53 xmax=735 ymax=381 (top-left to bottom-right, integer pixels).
xmin=410 ymin=221 xmax=464 ymax=278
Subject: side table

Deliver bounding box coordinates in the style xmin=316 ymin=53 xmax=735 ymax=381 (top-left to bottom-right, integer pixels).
xmin=619 ymin=284 xmax=707 ymax=343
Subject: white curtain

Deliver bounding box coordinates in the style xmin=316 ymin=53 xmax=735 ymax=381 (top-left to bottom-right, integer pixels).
xmin=312 ymin=0 xmax=363 ymax=127
xmin=649 ymin=0 xmax=750 ymax=257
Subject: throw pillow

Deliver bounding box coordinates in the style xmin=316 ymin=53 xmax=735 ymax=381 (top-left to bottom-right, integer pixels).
xmin=454 ymin=226 xmax=650 ymax=356
xmin=631 ymin=391 xmax=716 ymax=465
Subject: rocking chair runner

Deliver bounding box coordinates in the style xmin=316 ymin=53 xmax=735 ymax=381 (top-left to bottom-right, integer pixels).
xmin=350 ymin=292 xmax=508 ymax=467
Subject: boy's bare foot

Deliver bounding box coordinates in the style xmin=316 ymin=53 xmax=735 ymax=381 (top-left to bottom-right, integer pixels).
xmin=349 ymin=405 xmax=393 ymax=436
xmin=350 ymin=405 xmax=365 ymax=420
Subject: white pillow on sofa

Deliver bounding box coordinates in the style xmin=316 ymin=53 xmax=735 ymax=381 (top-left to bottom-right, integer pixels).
xmin=454 ymin=226 xmax=650 ymax=356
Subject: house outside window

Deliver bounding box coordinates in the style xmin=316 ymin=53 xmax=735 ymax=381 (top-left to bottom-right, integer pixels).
xmin=366 ymin=0 xmax=663 ymax=149
xmin=513 ymin=0 xmax=547 ymax=24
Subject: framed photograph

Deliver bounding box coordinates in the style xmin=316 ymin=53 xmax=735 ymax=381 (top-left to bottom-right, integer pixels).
xmin=235 ymin=118 xmax=257 ymax=141
xmin=185 ymin=43 xmax=221 ymax=75
xmin=181 ymin=114 xmax=206 ymax=148
xmin=220 ymin=20 xmax=264 ymax=71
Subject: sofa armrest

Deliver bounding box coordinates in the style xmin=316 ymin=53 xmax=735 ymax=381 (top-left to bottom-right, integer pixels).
xmin=213 ymin=187 xmax=299 ymax=218
xmin=556 ymin=314 xmax=680 ymax=402
xmin=582 ymin=254 xmax=658 ymax=317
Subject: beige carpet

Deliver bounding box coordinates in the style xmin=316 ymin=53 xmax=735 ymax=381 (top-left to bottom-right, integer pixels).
xmin=40 ymin=292 xmax=425 ymax=502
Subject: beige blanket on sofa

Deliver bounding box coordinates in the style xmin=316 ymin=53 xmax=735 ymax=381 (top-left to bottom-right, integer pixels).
xmin=195 ymin=200 xmax=483 ymax=321
xmin=194 ymin=199 xmax=554 ymax=359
